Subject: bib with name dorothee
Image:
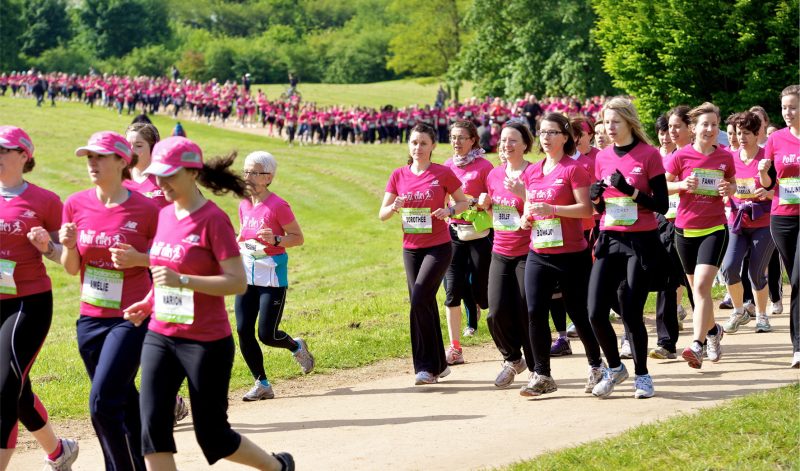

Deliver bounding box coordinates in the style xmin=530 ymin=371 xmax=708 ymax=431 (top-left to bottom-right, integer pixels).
xmin=154 ymin=285 xmax=195 ymax=324
xmin=400 ymin=207 xmax=432 ymax=233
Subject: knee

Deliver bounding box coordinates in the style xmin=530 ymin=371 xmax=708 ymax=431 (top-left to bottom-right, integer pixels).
xmin=721 ymin=263 xmax=740 ymax=285
xmin=257 ymin=329 xmax=280 ymax=347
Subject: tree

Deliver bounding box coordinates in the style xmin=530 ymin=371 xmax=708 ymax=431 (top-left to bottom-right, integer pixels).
xmin=592 ymin=0 xmax=799 ymax=127
xmin=386 ymin=0 xmax=465 ymax=77
xmin=19 ymin=0 xmax=72 ymax=57
xmin=0 ymin=0 xmax=25 ymax=71
xmin=76 ymin=0 xmax=171 ymax=59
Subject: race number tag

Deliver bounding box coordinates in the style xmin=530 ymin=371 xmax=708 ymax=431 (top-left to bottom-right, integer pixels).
xmin=665 ymin=194 xmax=679 ymax=219
xmin=81 ymin=266 xmax=123 ymax=309
xmin=154 ymin=286 xmax=195 ymax=324
xmin=692 ymin=169 xmax=724 ymax=196
xmin=400 ymin=207 xmax=432 ymax=233
xmin=0 ymin=259 xmax=17 ymax=295
xmin=605 ymin=197 xmax=638 ymax=226
xmin=239 ymin=239 xmax=268 ymax=259
xmin=532 ymin=218 xmax=563 ymax=249
xmin=734 ymin=178 xmax=757 ymax=199
xmin=492 ymin=204 xmax=521 ymax=231
xmin=779 ymin=177 xmax=800 ymax=205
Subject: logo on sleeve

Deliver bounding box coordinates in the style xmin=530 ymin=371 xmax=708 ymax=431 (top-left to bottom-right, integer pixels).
xmin=182 ymin=234 xmax=200 ymax=245
xmin=121 ymin=221 xmax=139 ymax=232
xmin=631 ymin=166 xmax=643 ymax=175
xmin=719 ymin=163 xmax=728 ymax=171
xmin=21 ymin=210 xmax=36 ymax=219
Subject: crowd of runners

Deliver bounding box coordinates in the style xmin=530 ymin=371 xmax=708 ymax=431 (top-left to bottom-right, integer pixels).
xmin=1 ymin=70 xmax=605 ymax=147
xmin=0 ymin=84 xmax=798 ymax=470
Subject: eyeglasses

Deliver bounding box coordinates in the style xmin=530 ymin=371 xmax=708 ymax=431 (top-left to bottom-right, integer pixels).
xmin=242 ymin=171 xmax=271 ymax=177
xmin=539 ymin=130 xmax=565 ymax=137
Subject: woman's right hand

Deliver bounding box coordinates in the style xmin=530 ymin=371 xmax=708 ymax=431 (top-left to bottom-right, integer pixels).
xmin=59 ymin=223 xmax=77 ymax=249
xmin=123 ymin=298 xmax=153 ymax=327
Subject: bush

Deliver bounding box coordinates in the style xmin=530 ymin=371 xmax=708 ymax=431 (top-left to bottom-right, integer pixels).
xmin=26 ymin=46 xmax=93 ymax=74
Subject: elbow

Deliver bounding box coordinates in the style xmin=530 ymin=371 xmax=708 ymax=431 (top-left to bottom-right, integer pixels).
xmin=295 ymin=234 xmax=305 ymax=247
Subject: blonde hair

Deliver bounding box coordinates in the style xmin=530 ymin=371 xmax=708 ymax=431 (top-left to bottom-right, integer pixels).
xmin=601 ymin=97 xmax=652 ymax=145
xmin=688 ymin=102 xmax=721 ymax=125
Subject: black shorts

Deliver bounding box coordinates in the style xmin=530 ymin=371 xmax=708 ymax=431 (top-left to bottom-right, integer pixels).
xmin=675 ymin=226 xmax=729 ymax=275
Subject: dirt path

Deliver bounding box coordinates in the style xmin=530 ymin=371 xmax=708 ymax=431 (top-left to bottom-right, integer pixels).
xmin=11 ymin=301 xmax=799 ymax=470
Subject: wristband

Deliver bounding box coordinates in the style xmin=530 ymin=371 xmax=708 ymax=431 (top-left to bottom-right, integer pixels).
xmin=448 ymin=206 xmax=455 ymax=217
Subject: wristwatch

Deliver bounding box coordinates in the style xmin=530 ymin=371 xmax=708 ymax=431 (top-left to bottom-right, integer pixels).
xmin=179 ymin=275 xmax=189 ymax=286
xmin=273 ymin=235 xmax=282 ymax=247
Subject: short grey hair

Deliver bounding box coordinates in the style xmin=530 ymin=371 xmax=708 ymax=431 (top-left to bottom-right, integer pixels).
xmin=244 ymin=151 xmax=277 ymax=175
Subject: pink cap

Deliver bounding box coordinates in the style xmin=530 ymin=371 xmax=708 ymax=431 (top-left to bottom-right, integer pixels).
xmin=144 ymin=136 xmax=203 ymax=177
xmin=0 ymin=126 xmax=34 ymax=160
xmin=75 ymin=131 xmax=133 ymax=163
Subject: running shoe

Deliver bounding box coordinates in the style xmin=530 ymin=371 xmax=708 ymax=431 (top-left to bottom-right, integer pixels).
xmin=591 ymin=364 xmax=629 ymax=398
xmin=585 ymin=364 xmax=604 ymax=393
xmin=648 ymin=346 xmax=677 ymax=360
xmin=723 ymin=309 xmax=750 ymax=333
xmin=414 ymin=371 xmax=437 ymax=385
xmin=494 ymin=358 xmax=527 ymax=388
xmin=718 ymin=294 xmax=733 ymax=309
xmin=519 ymin=372 xmax=557 ymax=397
xmin=634 ymin=374 xmax=655 ymax=399
xmin=743 ymin=300 xmax=756 ymax=317
xmin=566 ymin=322 xmax=579 ymax=338
xmin=292 ymin=338 xmax=315 ymax=374
xmin=273 ymin=452 xmax=295 ymax=471
xmin=462 ymin=326 xmax=476 ymax=337
xmin=243 ymin=381 xmax=275 ymax=401
xmin=438 ymin=366 xmax=451 ymax=379
xmin=791 ymin=352 xmax=800 ymax=369
xmin=677 ymin=304 xmax=688 ymax=321
xmin=173 ymin=395 xmax=190 ymax=424
xmin=44 ymin=438 xmax=79 ymax=471
xmin=682 ymin=342 xmax=704 ymax=369
xmin=706 ymin=324 xmax=724 ymax=362
xmin=755 ymin=314 xmax=772 ymax=333
xmin=771 ymin=301 xmax=784 ymax=315
xmin=619 ymin=337 xmax=632 ymax=359
xmin=550 ymin=337 xmax=572 ymax=356
xmin=445 ymin=345 xmax=464 ymax=365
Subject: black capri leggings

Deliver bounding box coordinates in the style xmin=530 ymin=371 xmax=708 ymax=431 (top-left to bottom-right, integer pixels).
xmin=0 ymin=291 xmax=52 ymax=449
xmin=444 ymin=225 xmax=491 ymax=310
xmin=235 ymin=285 xmax=298 ymax=381
xmin=139 ymin=332 xmax=241 ymax=465
xmin=525 ymin=249 xmax=602 ymax=377
xmin=771 ymin=215 xmax=799 ymax=353
xmin=403 ymin=242 xmax=452 ymax=375
xmin=486 ymin=252 xmax=533 ymax=368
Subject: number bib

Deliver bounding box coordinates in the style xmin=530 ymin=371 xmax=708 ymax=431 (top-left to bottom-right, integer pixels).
xmin=734 ymin=178 xmax=757 ymax=199
xmin=492 ymin=204 xmax=521 ymax=231
xmin=532 ymin=218 xmax=563 ymax=249
xmin=154 ymin=286 xmax=195 ymax=324
xmin=779 ymin=177 xmax=800 ymax=205
xmin=605 ymin=197 xmax=638 ymax=226
xmin=239 ymin=239 xmax=268 ymax=259
xmin=400 ymin=208 xmax=432 ymax=233
xmin=81 ymin=266 xmax=124 ymax=309
xmin=0 ymin=259 xmax=17 ymax=295
xmin=692 ymin=169 xmax=724 ymax=196
xmin=665 ymin=194 xmax=679 ymax=219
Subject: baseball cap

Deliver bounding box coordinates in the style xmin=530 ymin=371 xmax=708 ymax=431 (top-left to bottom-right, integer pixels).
xmin=0 ymin=126 xmax=34 ymax=159
xmin=75 ymin=131 xmax=133 ymax=163
xmin=144 ymin=136 xmax=203 ymax=177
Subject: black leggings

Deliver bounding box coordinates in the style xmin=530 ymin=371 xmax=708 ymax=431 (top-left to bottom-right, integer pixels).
xmin=525 ymin=249 xmax=602 ymax=377
xmin=234 ymin=285 xmax=298 ymax=381
xmin=444 ymin=226 xmax=491 ymax=310
xmin=589 ymin=231 xmax=661 ymax=375
xmin=486 ymin=252 xmax=533 ymax=369
xmin=139 ymin=332 xmax=241 ymax=465
xmin=675 ymin=227 xmax=729 ymax=274
xmin=771 ymin=215 xmax=799 ymax=352
xmin=0 ymin=292 xmax=52 ymax=449
xmin=403 ymin=242 xmax=452 ymax=375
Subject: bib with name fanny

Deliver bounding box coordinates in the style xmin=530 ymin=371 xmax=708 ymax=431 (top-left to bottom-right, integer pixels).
xmin=691 ymin=169 xmax=724 ymax=196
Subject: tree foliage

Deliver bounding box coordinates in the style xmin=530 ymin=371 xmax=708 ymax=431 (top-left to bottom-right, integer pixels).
xmin=0 ymin=0 xmax=25 ymax=71
xmin=19 ymin=0 xmax=72 ymax=57
xmin=592 ymin=0 xmax=799 ymax=125
xmin=75 ymin=0 xmax=171 ymax=59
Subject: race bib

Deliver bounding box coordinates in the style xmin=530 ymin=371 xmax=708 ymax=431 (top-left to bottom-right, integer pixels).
xmin=692 ymin=169 xmax=724 ymax=196
xmin=154 ymin=285 xmax=195 ymax=324
xmin=400 ymin=208 xmax=432 ymax=234
xmin=605 ymin=197 xmax=638 ymax=226
xmin=734 ymin=177 xmax=757 ymax=199
xmin=666 ymin=194 xmax=679 ymax=219
xmin=779 ymin=177 xmax=800 ymax=205
xmin=239 ymin=239 xmax=268 ymax=259
xmin=0 ymin=259 xmax=16 ymax=295
xmin=81 ymin=266 xmax=123 ymax=309
xmin=532 ymin=218 xmax=563 ymax=249
xmin=492 ymin=204 xmax=521 ymax=231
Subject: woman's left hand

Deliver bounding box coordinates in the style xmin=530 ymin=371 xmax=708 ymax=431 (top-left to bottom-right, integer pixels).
xmin=432 ymin=208 xmax=450 ymax=220
xmin=151 ymin=266 xmax=181 ymax=287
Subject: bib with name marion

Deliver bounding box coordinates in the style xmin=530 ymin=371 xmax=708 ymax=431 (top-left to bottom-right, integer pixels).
xmin=154 ymin=285 xmax=195 ymax=325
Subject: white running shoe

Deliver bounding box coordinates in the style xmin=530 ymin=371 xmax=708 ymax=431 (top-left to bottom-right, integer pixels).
xmin=414 ymin=371 xmax=437 ymax=385
xmin=494 ymin=358 xmax=527 ymax=388
xmin=243 ymin=380 xmax=275 ymax=401
xmin=706 ymin=324 xmax=724 ymax=362
xmin=619 ymin=337 xmax=633 ymax=359
xmin=44 ymin=438 xmax=79 ymax=471
xmin=770 ymin=301 xmax=783 ymax=316
xmin=791 ymin=352 xmax=800 ymax=369
xmin=292 ymin=338 xmax=315 ymax=374
xmin=723 ymin=309 xmax=750 ymax=333
xmin=592 ymin=364 xmax=629 ymax=398
xmin=634 ymin=374 xmax=655 ymax=399
xmin=519 ymin=372 xmax=557 ymax=397
xmin=585 ymin=364 xmax=604 ymax=393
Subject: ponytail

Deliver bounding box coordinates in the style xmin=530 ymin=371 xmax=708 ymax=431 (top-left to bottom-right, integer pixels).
xmin=196 ymin=151 xmax=249 ymax=198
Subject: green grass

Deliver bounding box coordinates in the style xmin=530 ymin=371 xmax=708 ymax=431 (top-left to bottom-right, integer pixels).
xmin=0 ymin=95 xmax=492 ymax=419
xmin=505 ymin=384 xmax=800 ymax=470
xmin=251 ymin=78 xmax=474 ymax=108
